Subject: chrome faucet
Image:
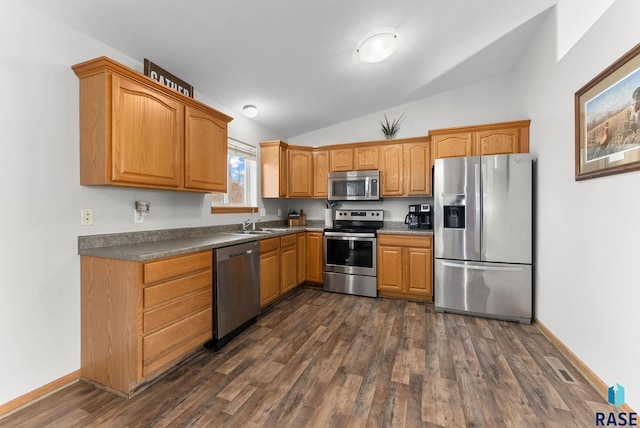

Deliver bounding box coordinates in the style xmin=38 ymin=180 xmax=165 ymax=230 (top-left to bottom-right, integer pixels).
xmin=242 ymin=216 xmax=260 ymax=230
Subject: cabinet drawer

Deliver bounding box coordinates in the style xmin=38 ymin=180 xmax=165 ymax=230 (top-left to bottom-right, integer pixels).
xmin=144 ymin=288 xmax=212 ymax=334
xmin=143 ymin=251 xmax=212 ymax=284
xmin=378 ymin=234 xmax=432 ymax=248
xmin=143 ymin=269 xmax=212 ymax=309
xmin=143 ymin=308 xmax=212 ymax=377
xmin=260 ymin=237 xmax=280 ymax=253
xmin=280 ymin=234 xmax=296 ymax=248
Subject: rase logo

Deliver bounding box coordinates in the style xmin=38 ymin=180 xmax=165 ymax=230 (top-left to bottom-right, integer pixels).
xmin=595 ymin=383 xmax=637 ymax=426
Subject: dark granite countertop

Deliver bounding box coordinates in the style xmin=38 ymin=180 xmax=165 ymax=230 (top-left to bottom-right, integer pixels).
xmin=77 ymin=221 xmax=431 ymax=262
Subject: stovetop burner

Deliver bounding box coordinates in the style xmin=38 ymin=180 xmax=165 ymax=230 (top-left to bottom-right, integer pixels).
xmin=325 ymin=209 xmax=384 ymax=234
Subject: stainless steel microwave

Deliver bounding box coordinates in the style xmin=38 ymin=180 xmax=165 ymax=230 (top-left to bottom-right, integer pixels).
xmin=328 ymin=170 xmax=380 ymax=201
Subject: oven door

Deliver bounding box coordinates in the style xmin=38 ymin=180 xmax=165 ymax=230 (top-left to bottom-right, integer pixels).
xmin=323 ymin=232 xmax=377 ymax=276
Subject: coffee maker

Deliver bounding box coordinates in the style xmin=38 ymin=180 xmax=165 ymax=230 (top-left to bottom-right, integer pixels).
xmin=405 ymin=203 xmax=432 ymax=229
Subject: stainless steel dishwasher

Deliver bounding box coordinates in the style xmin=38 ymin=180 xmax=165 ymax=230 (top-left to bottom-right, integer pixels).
xmin=212 ymin=241 xmax=260 ymax=350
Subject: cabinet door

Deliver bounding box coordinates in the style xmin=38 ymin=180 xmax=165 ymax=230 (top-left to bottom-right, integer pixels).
xmin=330 ymin=148 xmax=354 ymax=172
xmin=112 ymin=74 xmax=183 ymax=187
xmin=280 ymin=235 xmax=298 ymax=293
xmin=377 ymin=245 xmax=403 ymax=292
xmin=184 ymin=105 xmax=227 ymax=192
xmin=313 ymin=150 xmax=329 ymax=197
xmin=288 ymin=150 xmax=313 ymax=198
xmin=296 ymin=233 xmax=306 ymax=285
xmin=379 ymin=144 xmax=403 ymax=196
xmin=305 ymin=232 xmax=323 ymax=283
xmin=260 ymin=238 xmax=281 ymax=307
xmin=355 ymin=146 xmax=379 ymax=170
xmin=260 ymin=141 xmax=288 ymax=198
xmin=403 ymin=141 xmax=431 ymax=196
xmin=406 ymin=247 xmax=432 ymax=296
xmin=476 ymin=128 xmax=520 ymax=155
xmin=431 ymin=132 xmax=473 ymax=160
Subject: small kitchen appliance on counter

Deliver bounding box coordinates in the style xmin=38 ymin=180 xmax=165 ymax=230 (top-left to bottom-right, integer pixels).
xmin=323 ymin=209 xmax=384 ymax=298
xmin=405 ymin=203 xmax=432 ymax=229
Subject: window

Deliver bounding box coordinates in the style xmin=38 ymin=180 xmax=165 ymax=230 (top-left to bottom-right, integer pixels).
xmin=211 ymin=138 xmax=258 ymax=213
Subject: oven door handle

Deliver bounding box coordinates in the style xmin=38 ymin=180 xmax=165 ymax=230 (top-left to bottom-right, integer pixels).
xmin=324 ymin=232 xmax=376 ymax=239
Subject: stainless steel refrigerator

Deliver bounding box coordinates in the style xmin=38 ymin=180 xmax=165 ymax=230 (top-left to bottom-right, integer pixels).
xmin=434 ymin=153 xmax=533 ymax=324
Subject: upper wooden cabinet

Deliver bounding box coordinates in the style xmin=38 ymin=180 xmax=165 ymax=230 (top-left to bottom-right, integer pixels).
xmin=429 ymin=120 xmax=530 ymax=163
xmin=379 ymin=137 xmax=432 ymax=197
xmin=329 ymin=148 xmax=354 ymax=172
xmin=288 ymin=147 xmax=314 ymax=198
xmin=354 ymin=146 xmax=379 ymax=170
xmin=313 ymin=149 xmax=329 ymax=198
xmin=73 ymin=57 xmax=232 ymax=193
xmin=184 ymin=105 xmax=228 ymax=192
xmin=260 ymin=140 xmax=288 ymax=198
xmin=259 ymin=136 xmax=432 ymax=198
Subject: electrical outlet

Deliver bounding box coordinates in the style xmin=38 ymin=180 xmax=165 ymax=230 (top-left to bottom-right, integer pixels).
xmin=81 ymin=208 xmax=94 ymax=226
xmin=134 ymin=209 xmax=144 ymax=223
xmin=277 ymin=208 xmax=282 ymax=217
xmin=260 ymin=208 xmax=266 ymax=217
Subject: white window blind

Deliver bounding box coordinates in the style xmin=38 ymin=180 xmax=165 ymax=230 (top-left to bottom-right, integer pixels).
xmin=228 ymin=138 xmax=257 ymax=159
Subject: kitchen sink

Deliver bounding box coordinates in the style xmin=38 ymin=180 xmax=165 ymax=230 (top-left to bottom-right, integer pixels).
xmin=260 ymin=228 xmax=290 ymax=232
xmin=225 ymin=230 xmax=273 ymax=235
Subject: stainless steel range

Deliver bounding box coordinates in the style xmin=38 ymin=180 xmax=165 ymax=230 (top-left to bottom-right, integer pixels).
xmin=323 ymin=209 xmax=384 ymax=298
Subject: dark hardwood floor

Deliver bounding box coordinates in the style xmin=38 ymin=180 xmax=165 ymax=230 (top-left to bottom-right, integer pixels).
xmin=1 ymin=288 xmax=614 ymax=427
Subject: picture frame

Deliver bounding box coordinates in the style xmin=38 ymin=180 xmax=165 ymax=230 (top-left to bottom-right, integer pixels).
xmin=575 ymin=42 xmax=640 ymax=180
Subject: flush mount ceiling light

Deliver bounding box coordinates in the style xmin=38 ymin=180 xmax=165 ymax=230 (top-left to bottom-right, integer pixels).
xmin=243 ymin=104 xmax=258 ymax=118
xmin=357 ymin=32 xmax=398 ymax=63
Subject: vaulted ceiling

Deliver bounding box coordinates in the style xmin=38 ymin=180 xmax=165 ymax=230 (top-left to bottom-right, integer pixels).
xmin=21 ymin=0 xmax=557 ymax=137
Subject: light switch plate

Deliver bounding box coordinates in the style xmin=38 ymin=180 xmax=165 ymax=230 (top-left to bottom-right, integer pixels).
xmin=134 ymin=209 xmax=144 ymax=223
xmin=260 ymin=208 xmax=266 ymax=217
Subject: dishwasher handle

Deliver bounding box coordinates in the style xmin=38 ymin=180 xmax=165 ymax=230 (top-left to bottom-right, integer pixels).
xmin=229 ymin=249 xmax=253 ymax=258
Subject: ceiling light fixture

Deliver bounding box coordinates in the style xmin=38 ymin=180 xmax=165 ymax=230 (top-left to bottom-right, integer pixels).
xmin=243 ymin=104 xmax=258 ymax=118
xmin=357 ymin=32 xmax=398 ymax=63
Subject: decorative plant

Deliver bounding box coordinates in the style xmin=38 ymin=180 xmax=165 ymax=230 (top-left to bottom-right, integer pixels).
xmin=380 ymin=113 xmax=405 ymax=139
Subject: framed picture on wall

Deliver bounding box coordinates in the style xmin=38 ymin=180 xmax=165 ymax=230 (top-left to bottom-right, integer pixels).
xmin=575 ymin=42 xmax=640 ymax=180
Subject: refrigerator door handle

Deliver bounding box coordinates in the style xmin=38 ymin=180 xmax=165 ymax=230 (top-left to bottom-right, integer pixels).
xmin=440 ymin=261 xmax=526 ymax=272
xmin=474 ymin=163 xmax=481 ymax=254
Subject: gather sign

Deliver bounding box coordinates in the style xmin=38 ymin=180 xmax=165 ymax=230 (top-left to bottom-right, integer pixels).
xmin=144 ymin=59 xmax=193 ymax=98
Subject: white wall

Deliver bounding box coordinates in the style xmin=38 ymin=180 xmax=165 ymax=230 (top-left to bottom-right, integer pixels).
xmin=289 ymin=74 xmax=516 ymax=147
xmin=0 ymin=0 xmax=285 ymax=405
xmin=510 ymin=0 xmax=640 ymax=411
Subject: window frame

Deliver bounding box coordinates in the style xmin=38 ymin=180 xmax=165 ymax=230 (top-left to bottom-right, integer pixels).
xmin=211 ymin=138 xmax=258 ymax=214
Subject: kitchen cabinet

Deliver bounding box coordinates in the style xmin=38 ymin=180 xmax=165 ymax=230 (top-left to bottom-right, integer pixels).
xmin=377 ymin=234 xmax=433 ymax=302
xmin=296 ymin=232 xmax=306 ymax=285
xmin=260 ymin=140 xmax=288 ymax=198
xmin=379 ymin=144 xmax=404 ymax=196
xmin=306 ymin=232 xmax=324 ymax=283
xmin=355 ymin=146 xmax=379 ymax=170
xmin=280 ymin=234 xmax=298 ymax=294
xmin=80 ymin=250 xmax=213 ymax=396
xmin=429 ymin=120 xmax=530 ymax=163
xmin=260 ymin=237 xmax=281 ymax=307
xmin=329 ymin=148 xmax=354 ymax=172
xmin=379 ymin=137 xmax=432 ymax=197
xmin=73 ymin=56 xmax=231 ymax=193
xmin=313 ymin=149 xmax=329 ymax=197
xmin=184 ymin=105 xmax=228 ymax=192
xmin=288 ymin=147 xmax=314 ymax=198
xmin=403 ymin=140 xmax=431 ymax=196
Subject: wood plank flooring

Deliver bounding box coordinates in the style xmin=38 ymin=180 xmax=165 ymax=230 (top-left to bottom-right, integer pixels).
xmin=1 ymin=288 xmax=616 ymax=427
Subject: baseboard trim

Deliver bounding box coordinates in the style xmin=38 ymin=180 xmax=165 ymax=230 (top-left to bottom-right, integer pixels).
xmin=0 ymin=370 xmax=80 ymax=418
xmin=535 ymin=320 xmax=635 ymax=414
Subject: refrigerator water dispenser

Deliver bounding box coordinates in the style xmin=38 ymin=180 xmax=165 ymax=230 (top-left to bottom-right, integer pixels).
xmin=444 ymin=206 xmax=465 ymax=229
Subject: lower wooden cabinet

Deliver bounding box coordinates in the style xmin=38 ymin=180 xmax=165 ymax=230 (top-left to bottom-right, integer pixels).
xmin=305 ymin=232 xmax=324 ymax=283
xmin=280 ymin=234 xmax=298 ymax=294
xmin=377 ymin=234 xmax=433 ymax=302
xmin=80 ymin=250 xmax=213 ymax=396
xmin=259 ymin=237 xmax=281 ymax=308
xmin=260 ymin=233 xmax=309 ymax=308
